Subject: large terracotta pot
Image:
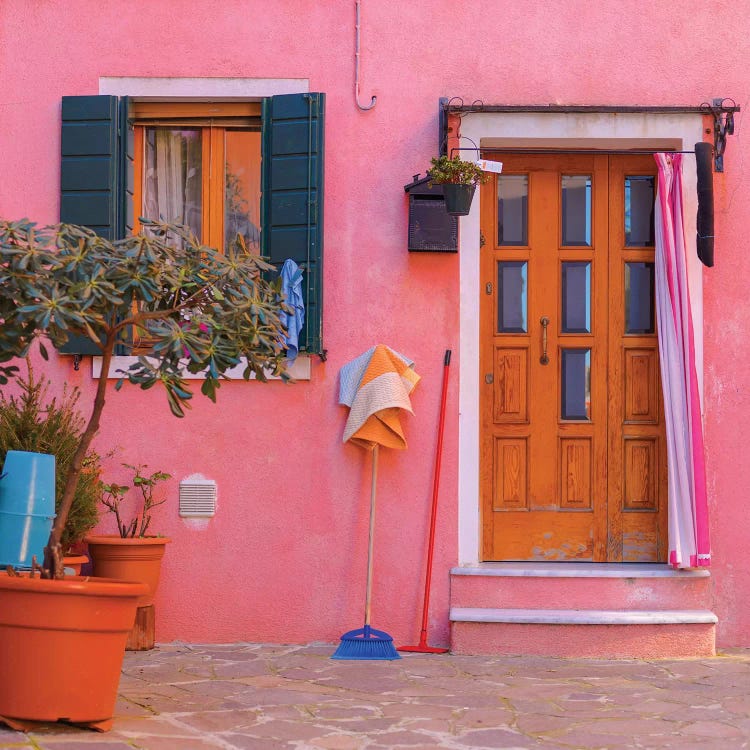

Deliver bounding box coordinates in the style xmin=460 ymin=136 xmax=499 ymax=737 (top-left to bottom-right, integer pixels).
xmin=85 ymin=535 xmax=171 ymax=607
xmin=0 ymin=574 xmax=146 ymax=731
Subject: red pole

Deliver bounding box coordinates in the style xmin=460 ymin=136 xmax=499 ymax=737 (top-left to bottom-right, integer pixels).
xmin=399 ymin=350 xmax=451 ymax=653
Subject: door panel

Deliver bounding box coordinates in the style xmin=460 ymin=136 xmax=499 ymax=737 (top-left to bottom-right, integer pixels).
xmin=480 ymin=153 xmax=667 ymax=562
xmin=607 ymin=156 xmax=667 ymax=562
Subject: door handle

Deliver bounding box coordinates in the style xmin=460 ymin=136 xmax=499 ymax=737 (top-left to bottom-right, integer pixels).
xmin=540 ymin=316 xmax=550 ymax=365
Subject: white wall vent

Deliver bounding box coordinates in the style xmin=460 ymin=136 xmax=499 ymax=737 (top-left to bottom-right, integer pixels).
xmin=179 ymin=479 xmax=217 ymax=517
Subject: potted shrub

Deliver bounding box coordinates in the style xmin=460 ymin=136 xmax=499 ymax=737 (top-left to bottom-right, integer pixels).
xmin=0 ymin=219 xmax=291 ymax=730
xmin=0 ymin=361 xmax=102 ymax=572
xmin=86 ymin=463 xmax=172 ymax=650
xmin=428 ymin=154 xmax=489 ymax=216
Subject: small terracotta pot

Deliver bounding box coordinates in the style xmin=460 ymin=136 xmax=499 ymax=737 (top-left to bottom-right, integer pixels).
xmin=85 ymin=535 xmax=171 ymax=607
xmin=0 ymin=574 xmax=146 ymax=730
xmin=63 ymin=554 xmax=89 ymax=575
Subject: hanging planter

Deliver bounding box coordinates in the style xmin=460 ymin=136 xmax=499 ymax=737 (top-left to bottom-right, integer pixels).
xmin=442 ymin=183 xmax=477 ymax=216
xmin=427 ymin=155 xmax=489 ymax=217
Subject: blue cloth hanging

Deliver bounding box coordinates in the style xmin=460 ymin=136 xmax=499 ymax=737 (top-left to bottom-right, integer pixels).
xmin=280 ymin=259 xmax=305 ymax=362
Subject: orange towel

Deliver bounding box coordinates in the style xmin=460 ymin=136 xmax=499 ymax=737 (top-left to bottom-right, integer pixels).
xmin=342 ymin=345 xmax=420 ymax=450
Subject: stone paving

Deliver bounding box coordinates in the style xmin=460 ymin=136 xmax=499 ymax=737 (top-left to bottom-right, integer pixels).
xmin=2 ymin=643 xmax=750 ymax=749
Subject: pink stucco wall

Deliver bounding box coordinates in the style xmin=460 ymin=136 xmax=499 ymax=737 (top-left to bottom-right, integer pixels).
xmin=1 ymin=1 xmax=749 ymax=648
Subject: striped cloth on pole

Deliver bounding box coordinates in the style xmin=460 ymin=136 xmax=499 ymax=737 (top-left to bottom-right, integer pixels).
xmin=339 ymin=345 xmax=420 ymax=450
xmin=654 ymin=153 xmax=710 ymax=568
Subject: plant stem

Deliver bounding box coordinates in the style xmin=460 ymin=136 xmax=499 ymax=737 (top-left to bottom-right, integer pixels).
xmin=43 ymin=334 xmax=115 ymax=579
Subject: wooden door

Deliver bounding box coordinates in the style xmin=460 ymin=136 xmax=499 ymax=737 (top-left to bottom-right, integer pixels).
xmin=480 ymin=154 xmax=667 ymax=562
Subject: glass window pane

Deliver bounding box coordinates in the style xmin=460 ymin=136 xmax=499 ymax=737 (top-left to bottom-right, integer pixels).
xmin=497 ymin=261 xmax=527 ymax=333
xmin=625 ymin=262 xmax=655 ymax=334
xmin=561 ymin=175 xmax=592 ymax=246
xmin=562 ymin=262 xmax=591 ymax=333
xmin=561 ymin=349 xmax=591 ymax=420
xmin=225 ymin=130 xmax=262 ymax=253
xmin=498 ymin=175 xmax=528 ymax=246
xmin=625 ymin=176 xmax=655 ymax=246
xmin=143 ymin=128 xmax=202 ymax=239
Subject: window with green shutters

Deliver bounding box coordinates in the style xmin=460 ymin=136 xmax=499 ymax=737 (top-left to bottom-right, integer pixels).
xmin=59 ymin=92 xmax=325 ymax=358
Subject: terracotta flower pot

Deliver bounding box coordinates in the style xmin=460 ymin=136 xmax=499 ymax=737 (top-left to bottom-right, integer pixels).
xmin=0 ymin=574 xmax=146 ymax=731
xmin=85 ymin=535 xmax=171 ymax=607
xmin=63 ymin=554 xmax=89 ymax=575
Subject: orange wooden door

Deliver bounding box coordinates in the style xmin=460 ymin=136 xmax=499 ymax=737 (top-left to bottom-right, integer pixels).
xmin=480 ymin=154 xmax=667 ymax=562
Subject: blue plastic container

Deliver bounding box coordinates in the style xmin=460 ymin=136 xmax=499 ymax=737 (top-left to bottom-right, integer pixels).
xmin=0 ymin=510 xmax=56 ymax=568
xmin=0 ymin=450 xmax=56 ymax=516
xmin=0 ymin=451 xmax=56 ymax=568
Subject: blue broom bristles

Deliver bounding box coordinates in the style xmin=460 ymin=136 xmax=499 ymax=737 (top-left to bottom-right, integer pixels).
xmin=331 ymin=625 xmax=401 ymax=660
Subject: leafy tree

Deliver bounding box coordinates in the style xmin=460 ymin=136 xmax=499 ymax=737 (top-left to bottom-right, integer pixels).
xmin=0 ymin=219 xmax=290 ymax=578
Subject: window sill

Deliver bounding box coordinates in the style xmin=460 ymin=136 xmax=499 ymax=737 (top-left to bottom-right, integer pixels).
xmin=91 ymin=355 xmax=311 ymax=381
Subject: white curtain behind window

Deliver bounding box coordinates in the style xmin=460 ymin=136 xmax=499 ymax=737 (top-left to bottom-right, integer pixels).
xmin=143 ymin=129 xmax=202 ymax=241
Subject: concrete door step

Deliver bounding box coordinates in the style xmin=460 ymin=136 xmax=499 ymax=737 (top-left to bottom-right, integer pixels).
xmin=450 ymin=607 xmax=717 ymax=659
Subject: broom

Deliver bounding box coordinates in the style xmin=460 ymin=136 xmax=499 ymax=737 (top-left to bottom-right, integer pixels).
xmin=332 ymin=444 xmax=400 ymax=660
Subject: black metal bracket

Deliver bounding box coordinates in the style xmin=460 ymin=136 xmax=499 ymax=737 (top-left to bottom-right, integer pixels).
xmin=438 ymin=97 xmax=449 ymax=156
xmin=72 ymin=354 xmax=82 ymax=371
xmin=708 ymin=98 xmax=736 ymax=173
xmin=319 ymin=349 xmax=328 ymax=362
xmin=438 ymin=98 xmax=740 ymax=173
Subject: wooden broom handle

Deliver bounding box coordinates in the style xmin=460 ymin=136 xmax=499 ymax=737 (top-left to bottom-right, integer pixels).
xmin=364 ymin=444 xmax=378 ymax=627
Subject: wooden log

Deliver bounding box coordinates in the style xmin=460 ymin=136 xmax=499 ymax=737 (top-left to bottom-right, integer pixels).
xmin=126 ymin=604 xmax=155 ymax=651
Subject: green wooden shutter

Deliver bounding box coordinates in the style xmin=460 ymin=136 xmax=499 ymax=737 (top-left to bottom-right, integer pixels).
xmin=59 ymin=95 xmax=130 ymax=354
xmin=262 ymin=92 xmax=325 ymax=355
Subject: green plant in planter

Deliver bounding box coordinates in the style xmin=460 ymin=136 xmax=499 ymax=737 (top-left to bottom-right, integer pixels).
xmin=0 ymin=219 xmax=291 ymax=579
xmin=101 ymin=464 xmax=171 ymax=538
xmin=428 ymin=155 xmax=489 ymax=187
xmin=0 ymin=361 xmax=101 ymax=551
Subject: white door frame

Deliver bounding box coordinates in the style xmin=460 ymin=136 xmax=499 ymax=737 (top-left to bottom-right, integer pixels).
xmin=458 ymin=111 xmax=705 ymax=565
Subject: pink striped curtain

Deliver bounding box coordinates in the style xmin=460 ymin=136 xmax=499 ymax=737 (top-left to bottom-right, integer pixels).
xmin=654 ymin=153 xmax=710 ymax=568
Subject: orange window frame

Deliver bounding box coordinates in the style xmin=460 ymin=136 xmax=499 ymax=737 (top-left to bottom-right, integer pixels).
xmin=131 ymin=101 xmax=262 ymax=252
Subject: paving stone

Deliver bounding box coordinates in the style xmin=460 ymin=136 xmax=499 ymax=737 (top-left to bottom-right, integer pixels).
xmin=457 ymin=726 xmax=543 ymax=748
xmin=5 ymin=645 xmax=750 ymax=749
xmin=209 ymin=661 xmax=272 ymax=679
xmin=514 ymin=712 xmax=583 ymax=735
xmin=308 ymin=734 xmax=364 ymax=749
xmin=0 ymin=726 xmax=27 ymax=741
xmin=169 ymin=709 xmax=260 ymax=733
xmin=314 ymin=718 xmax=402 ymax=734
xmin=366 ymin=729 xmax=444 ymax=746
xmin=453 ymin=707 xmax=517 ymax=727
xmin=128 ymin=737 xmax=226 ymax=749
xmin=312 ymin=704 xmax=382 ymax=720
xmin=380 ymin=702 xmax=461 ymax=720
xmin=679 ymin=719 xmax=747 ymax=738
xmin=33 ymin=743 xmax=136 ymax=750
xmin=223 ymin=735 xmax=304 ymax=749
xmin=225 ymin=719 xmax=328 ymax=742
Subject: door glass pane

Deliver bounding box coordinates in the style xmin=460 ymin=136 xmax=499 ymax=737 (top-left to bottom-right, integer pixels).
xmin=625 ymin=176 xmax=655 ymax=246
xmin=497 ymin=261 xmax=527 ymax=333
xmin=561 ymin=349 xmax=591 ymax=420
xmin=625 ymin=262 xmax=655 ymax=334
xmin=561 ymin=175 xmax=592 ymax=246
xmin=143 ymin=128 xmax=202 ymax=239
xmin=497 ymin=175 xmax=528 ymax=246
xmin=225 ymin=130 xmax=262 ymax=253
xmin=561 ymin=262 xmax=591 ymax=333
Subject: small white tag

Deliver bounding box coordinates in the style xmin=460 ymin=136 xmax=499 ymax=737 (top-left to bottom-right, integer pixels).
xmin=474 ymin=159 xmax=503 ymax=174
